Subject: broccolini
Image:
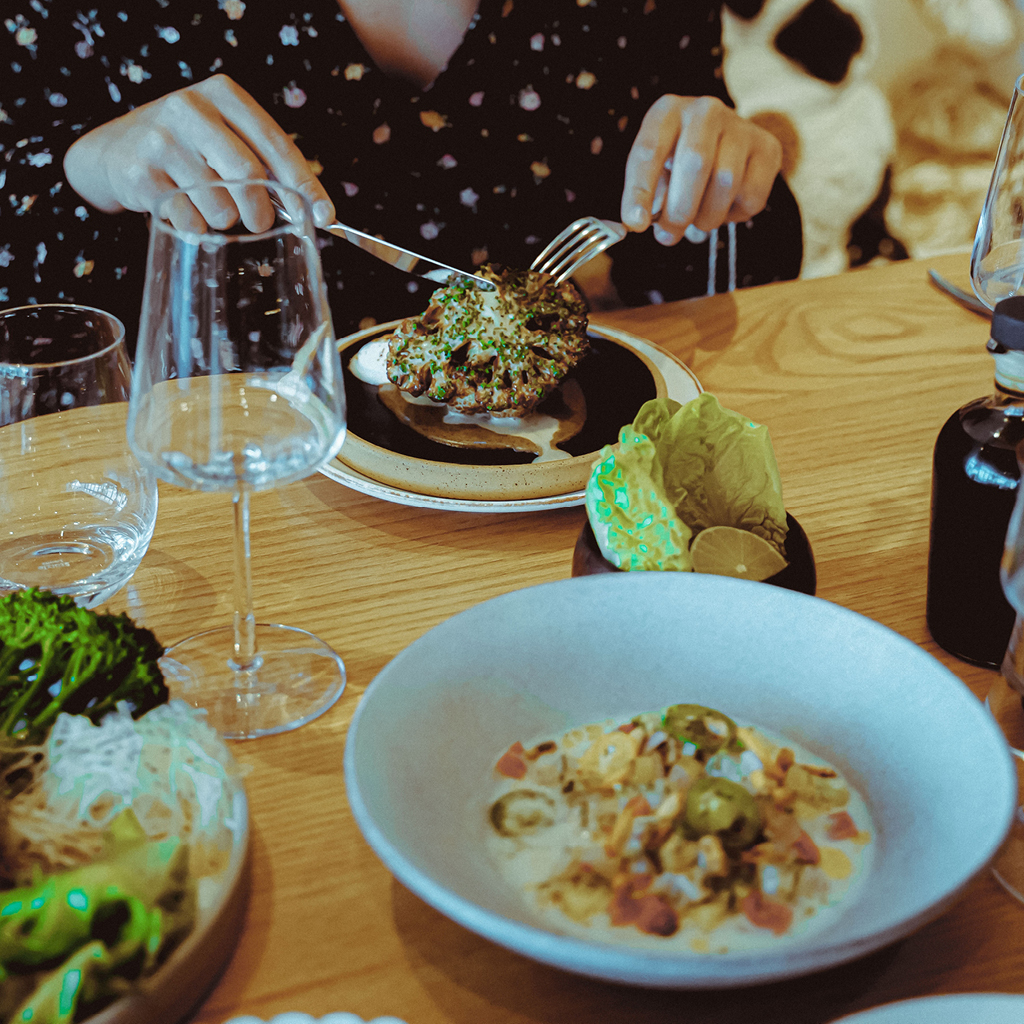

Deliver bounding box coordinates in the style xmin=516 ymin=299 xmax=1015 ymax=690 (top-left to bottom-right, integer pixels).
xmin=0 ymin=589 xmax=168 ymax=744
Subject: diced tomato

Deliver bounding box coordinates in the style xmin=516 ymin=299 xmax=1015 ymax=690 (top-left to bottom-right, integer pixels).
xmin=741 ymin=890 xmax=793 ymax=935
xmin=495 ymin=745 xmax=528 ymax=779
xmin=826 ymin=810 xmax=859 ymax=841
xmin=608 ymin=876 xmax=679 ymax=936
xmin=792 ymin=830 xmax=820 ymax=864
xmin=636 ymin=895 xmax=679 ymax=936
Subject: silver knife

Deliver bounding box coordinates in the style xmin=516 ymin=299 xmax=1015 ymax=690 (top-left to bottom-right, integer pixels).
xmin=320 ymin=219 xmax=496 ymax=291
xmin=266 ymin=189 xmax=494 ymax=291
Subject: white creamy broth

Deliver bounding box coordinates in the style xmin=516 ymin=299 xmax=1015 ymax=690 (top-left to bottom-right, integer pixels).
xmin=484 ymin=705 xmax=874 ymax=954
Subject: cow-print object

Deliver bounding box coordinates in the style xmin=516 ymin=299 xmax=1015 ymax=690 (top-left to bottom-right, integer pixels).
xmin=775 ymin=0 xmax=865 ymax=84
xmin=724 ymin=0 xmax=769 ymax=17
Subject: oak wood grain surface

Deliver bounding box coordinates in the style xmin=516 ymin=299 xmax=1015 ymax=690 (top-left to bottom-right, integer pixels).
xmin=104 ymin=251 xmax=1024 ymax=1024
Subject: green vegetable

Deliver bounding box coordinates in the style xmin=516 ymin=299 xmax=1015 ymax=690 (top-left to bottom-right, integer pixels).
xmin=663 ymin=703 xmax=738 ymax=756
xmin=585 ymin=394 xmax=788 ymax=572
xmin=683 ymin=776 xmax=762 ymax=850
xmin=584 ymin=426 xmax=694 ymax=571
xmin=0 ymin=588 xmax=168 ymax=746
xmin=0 ymin=812 xmax=195 ymax=1024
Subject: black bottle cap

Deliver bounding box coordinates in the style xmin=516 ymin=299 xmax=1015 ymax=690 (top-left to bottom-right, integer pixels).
xmin=992 ymin=296 xmax=1024 ymax=350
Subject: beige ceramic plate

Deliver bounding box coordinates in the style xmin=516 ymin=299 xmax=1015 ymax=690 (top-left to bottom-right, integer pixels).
xmin=90 ymin=782 xmax=249 ymax=1024
xmin=323 ymin=322 xmax=701 ymax=507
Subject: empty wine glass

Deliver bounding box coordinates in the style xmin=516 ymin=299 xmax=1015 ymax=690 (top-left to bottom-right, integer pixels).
xmin=128 ymin=180 xmax=347 ymax=739
xmin=987 ymin=436 xmax=1024 ymax=899
xmin=972 ymin=74 xmax=1024 ymax=310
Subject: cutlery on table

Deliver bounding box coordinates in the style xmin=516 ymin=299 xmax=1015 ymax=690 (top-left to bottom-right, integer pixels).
xmin=532 ymin=217 xmax=628 ymax=284
xmin=268 ymin=191 xmax=496 ymax=291
xmin=928 ymin=269 xmax=991 ymax=318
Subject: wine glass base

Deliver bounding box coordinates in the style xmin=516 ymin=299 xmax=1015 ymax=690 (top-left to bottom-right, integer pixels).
xmin=160 ymin=623 xmax=346 ymax=740
xmin=985 ymin=673 xmax=1024 ymax=903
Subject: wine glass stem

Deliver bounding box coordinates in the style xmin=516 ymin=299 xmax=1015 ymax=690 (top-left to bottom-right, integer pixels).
xmin=231 ymin=487 xmax=259 ymax=672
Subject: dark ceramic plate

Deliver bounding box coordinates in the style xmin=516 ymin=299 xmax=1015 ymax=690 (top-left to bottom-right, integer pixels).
xmin=572 ymin=512 xmax=817 ymax=595
xmin=341 ymin=328 xmax=659 ymax=466
xmin=327 ymin=321 xmax=702 ymax=504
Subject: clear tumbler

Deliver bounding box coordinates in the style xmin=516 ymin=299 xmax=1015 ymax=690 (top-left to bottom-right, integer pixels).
xmin=0 ymin=304 xmax=158 ymax=607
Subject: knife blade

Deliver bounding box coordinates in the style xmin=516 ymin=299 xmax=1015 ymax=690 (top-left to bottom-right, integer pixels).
xmin=323 ymin=220 xmax=496 ymax=291
xmin=266 ymin=187 xmax=495 ymax=291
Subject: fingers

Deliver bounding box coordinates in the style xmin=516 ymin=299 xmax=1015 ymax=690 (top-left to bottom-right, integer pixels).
xmin=621 ymin=95 xmax=679 ymax=232
xmin=621 ymin=95 xmax=784 ymax=246
xmin=197 ymin=75 xmax=334 ymax=227
xmin=162 ymin=188 xmax=209 ymax=235
xmin=68 ymin=75 xmax=332 ymax=234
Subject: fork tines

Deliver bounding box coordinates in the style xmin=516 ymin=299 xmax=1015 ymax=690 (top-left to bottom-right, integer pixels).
xmin=531 ymin=217 xmax=625 ymax=285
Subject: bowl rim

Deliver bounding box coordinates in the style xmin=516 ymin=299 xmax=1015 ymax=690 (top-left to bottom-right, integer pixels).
xmin=344 ymin=573 xmax=1018 ymax=989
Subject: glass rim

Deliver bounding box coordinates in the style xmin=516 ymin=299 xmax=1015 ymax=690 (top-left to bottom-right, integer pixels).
xmin=151 ymin=178 xmax=313 ymax=244
xmin=0 ymin=303 xmax=127 ymax=371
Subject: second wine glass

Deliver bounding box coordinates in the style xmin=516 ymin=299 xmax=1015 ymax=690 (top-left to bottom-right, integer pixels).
xmin=987 ymin=435 xmax=1024 ymax=900
xmin=972 ymin=73 xmax=1024 ymax=310
xmin=128 ymin=180 xmax=347 ymax=739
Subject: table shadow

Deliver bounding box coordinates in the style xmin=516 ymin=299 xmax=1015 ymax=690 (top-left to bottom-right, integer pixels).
xmin=107 ymin=546 xmax=221 ymax=640
xmin=300 ymin=472 xmax=587 ymax=557
xmin=387 ymin=876 xmax=993 ymax=1024
xmin=193 ymin=821 xmax=274 ymax=1022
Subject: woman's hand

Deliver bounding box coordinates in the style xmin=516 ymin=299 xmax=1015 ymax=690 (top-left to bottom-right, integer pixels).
xmin=621 ymin=95 xmax=783 ymax=245
xmin=63 ymin=74 xmax=335 ymax=233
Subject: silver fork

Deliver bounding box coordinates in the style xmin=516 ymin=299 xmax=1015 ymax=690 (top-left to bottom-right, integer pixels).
xmin=531 ymin=217 xmax=627 ymax=284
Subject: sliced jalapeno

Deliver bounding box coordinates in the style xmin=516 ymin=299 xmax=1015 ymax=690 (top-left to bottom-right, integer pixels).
xmin=489 ymin=789 xmax=557 ymax=837
xmin=663 ymin=704 xmax=737 ymax=756
xmin=683 ymin=775 xmax=762 ymax=850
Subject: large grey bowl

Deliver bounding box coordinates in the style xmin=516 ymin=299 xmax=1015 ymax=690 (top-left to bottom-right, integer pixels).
xmin=344 ymin=572 xmax=1016 ymax=989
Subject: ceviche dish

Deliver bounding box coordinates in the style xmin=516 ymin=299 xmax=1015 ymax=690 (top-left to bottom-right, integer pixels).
xmin=0 ymin=589 xmax=244 ymax=1024
xmin=486 ymin=702 xmax=873 ymax=952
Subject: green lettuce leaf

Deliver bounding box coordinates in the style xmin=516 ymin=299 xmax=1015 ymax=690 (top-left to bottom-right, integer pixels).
xmin=585 ymin=426 xmax=693 ymax=571
xmin=585 ymin=394 xmax=787 ymax=571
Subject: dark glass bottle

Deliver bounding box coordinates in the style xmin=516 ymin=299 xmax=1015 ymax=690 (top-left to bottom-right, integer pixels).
xmin=927 ymin=297 xmax=1024 ymax=667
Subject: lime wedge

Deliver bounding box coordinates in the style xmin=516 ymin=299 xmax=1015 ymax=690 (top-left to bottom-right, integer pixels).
xmin=689 ymin=526 xmax=788 ymax=581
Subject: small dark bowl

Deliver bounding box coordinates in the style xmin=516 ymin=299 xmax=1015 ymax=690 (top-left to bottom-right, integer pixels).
xmin=572 ymin=512 xmax=817 ymax=595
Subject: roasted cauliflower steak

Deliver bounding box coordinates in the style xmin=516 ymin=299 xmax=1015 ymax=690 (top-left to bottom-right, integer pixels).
xmin=384 ymin=264 xmax=589 ymax=417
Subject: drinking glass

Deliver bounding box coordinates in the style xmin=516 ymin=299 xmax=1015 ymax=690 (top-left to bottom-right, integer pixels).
xmin=0 ymin=304 xmax=158 ymax=607
xmin=128 ymin=180 xmax=347 ymax=739
xmin=988 ymin=436 xmax=1024 ymax=900
xmin=972 ymin=74 xmax=1024 ymax=310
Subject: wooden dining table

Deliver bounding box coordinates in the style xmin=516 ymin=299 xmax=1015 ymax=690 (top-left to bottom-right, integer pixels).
xmin=104 ymin=250 xmax=1024 ymax=1024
